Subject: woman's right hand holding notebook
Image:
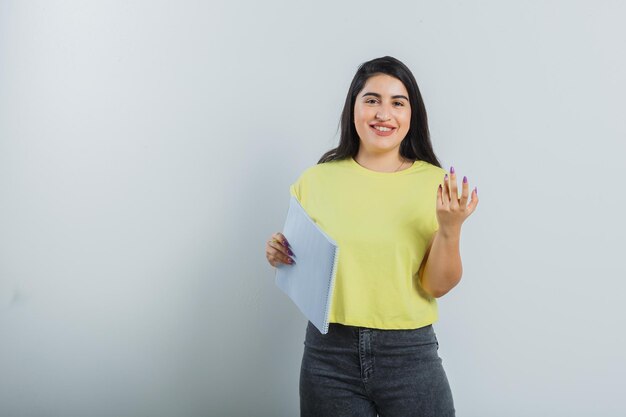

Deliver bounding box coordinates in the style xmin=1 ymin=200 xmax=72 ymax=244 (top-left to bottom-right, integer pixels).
xmin=266 ymin=232 xmax=295 ymax=267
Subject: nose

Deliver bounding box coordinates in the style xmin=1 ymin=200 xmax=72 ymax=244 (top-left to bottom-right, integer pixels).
xmin=375 ymin=102 xmax=393 ymax=121
xmin=375 ymin=111 xmax=390 ymax=121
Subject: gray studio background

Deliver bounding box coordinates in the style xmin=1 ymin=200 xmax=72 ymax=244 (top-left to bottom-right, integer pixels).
xmin=1 ymin=1 xmax=625 ymax=416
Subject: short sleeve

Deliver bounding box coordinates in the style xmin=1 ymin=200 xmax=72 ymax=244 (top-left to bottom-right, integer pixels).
xmin=431 ymin=167 xmax=448 ymax=232
xmin=289 ymin=182 xmax=299 ymax=200
xmin=290 ymin=172 xmax=303 ymax=202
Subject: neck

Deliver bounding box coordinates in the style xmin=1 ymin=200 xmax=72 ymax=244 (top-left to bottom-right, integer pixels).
xmin=354 ymin=151 xmax=409 ymax=173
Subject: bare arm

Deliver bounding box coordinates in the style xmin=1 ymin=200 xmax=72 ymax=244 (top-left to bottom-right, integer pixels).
xmin=418 ymin=228 xmax=462 ymax=298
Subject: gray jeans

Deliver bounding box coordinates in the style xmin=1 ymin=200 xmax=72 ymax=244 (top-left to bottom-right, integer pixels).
xmin=300 ymin=321 xmax=456 ymax=417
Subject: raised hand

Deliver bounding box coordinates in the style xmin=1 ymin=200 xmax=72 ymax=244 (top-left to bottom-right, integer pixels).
xmin=436 ymin=166 xmax=478 ymax=235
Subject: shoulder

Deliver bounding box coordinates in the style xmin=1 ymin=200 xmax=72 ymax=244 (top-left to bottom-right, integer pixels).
xmin=431 ymin=164 xmax=448 ymax=179
xmin=414 ymin=160 xmax=447 ymax=180
xmin=290 ymin=159 xmax=348 ymax=201
xmin=296 ymin=158 xmax=349 ymax=181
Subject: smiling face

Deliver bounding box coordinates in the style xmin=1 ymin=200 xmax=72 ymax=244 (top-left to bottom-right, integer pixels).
xmin=353 ymin=73 xmax=411 ymax=158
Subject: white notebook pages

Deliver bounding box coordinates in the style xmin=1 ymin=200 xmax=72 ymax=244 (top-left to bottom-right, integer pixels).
xmin=275 ymin=195 xmax=339 ymax=334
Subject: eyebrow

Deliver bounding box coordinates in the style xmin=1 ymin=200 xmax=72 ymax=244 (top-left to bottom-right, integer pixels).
xmin=361 ymin=92 xmax=409 ymax=101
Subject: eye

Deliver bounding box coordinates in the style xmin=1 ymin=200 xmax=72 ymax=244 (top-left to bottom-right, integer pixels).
xmin=365 ymin=98 xmax=378 ymax=104
xmin=393 ymin=101 xmax=405 ymax=107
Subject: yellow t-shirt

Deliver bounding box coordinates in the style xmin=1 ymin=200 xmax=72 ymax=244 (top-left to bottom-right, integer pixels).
xmin=289 ymin=157 xmax=447 ymax=330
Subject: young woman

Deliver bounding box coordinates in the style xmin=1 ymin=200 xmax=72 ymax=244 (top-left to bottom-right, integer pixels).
xmin=265 ymin=56 xmax=478 ymax=417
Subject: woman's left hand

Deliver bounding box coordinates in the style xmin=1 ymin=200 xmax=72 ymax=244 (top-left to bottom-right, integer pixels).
xmin=436 ymin=166 xmax=479 ymax=235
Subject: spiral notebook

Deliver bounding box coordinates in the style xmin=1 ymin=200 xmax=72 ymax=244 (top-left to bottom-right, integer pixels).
xmin=275 ymin=195 xmax=339 ymax=334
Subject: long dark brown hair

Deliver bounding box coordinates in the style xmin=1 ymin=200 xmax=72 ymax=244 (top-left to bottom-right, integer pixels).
xmin=318 ymin=56 xmax=441 ymax=168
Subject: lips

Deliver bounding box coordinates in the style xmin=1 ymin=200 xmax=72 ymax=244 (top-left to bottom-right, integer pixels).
xmin=369 ymin=123 xmax=397 ymax=137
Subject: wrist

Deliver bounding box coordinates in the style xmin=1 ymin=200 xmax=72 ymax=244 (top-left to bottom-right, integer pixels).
xmin=437 ymin=225 xmax=461 ymax=240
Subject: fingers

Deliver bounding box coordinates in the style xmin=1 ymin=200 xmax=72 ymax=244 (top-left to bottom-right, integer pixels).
xmin=467 ymin=186 xmax=479 ymax=214
xmin=459 ymin=175 xmax=469 ymax=208
xmin=440 ymin=166 xmax=478 ymax=214
xmin=266 ymin=232 xmax=294 ymax=267
xmin=273 ymin=232 xmax=288 ymax=247
xmin=437 ymin=183 xmax=444 ymax=208
xmin=448 ymin=167 xmax=459 ymax=209
xmin=442 ymin=173 xmax=450 ymax=207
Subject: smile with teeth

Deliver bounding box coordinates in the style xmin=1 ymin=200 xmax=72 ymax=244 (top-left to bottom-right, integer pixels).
xmin=369 ymin=124 xmax=397 ymax=136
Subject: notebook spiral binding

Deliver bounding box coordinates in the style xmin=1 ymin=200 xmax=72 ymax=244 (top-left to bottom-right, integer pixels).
xmin=322 ymin=246 xmax=340 ymax=334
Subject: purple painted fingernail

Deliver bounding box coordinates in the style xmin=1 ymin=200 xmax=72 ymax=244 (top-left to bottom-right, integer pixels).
xmin=475 ymin=186 xmax=478 ymax=195
xmin=450 ymin=166 xmax=455 ymax=174
xmin=444 ymin=174 xmax=448 ymax=181
xmin=463 ymin=176 xmax=467 ymax=183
